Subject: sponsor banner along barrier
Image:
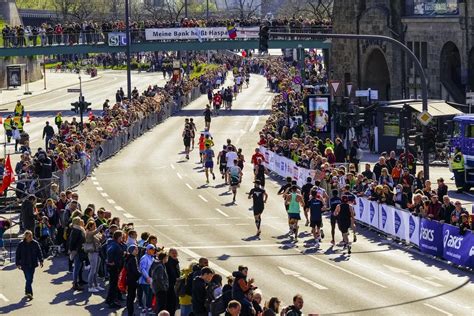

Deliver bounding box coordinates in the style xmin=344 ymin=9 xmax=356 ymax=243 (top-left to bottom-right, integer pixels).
xmin=260 ymin=147 xmax=473 ymax=268
xmin=145 ymin=27 xmax=259 ymax=41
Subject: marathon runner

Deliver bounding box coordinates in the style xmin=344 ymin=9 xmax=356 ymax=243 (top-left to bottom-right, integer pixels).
xmin=203 ymin=143 xmax=216 ymax=184
xmin=278 ymin=177 xmax=293 ymax=232
xmin=285 ymin=185 xmax=304 ymax=242
xmin=308 ymin=190 xmax=325 ymax=246
xmin=198 ymin=133 xmax=206 ymax=165
xmin=182 ymin=124 xmax=192 ymax=160
xmin=207 ymin=88 xmax=213 ymax=107
xmin=334 ymin=195 xmax=355 ymax=254
xmin=248 ymin=180 xmax=268 ymax=236
xmin=189 ymin=118 xmax=197 ymax=149
xmin=329 ymin=190 xmax=342 ymax=245
xmin=217 ymin=145 xmax=228 ymax=180
xmin=301 ymin=177 xmax=313 ymax=226
xmin=204 ymin=106 xmax=212 ymax=130
xmin=254 ymin=159 xmax=266 ymax=188
xmin=251 ymin=148 xmax=266 ymax=171
xmin=225 ymin=147 xmax=238 ymax=185
xmin=213 ymin=91 xmax=223 ymax=116
xmin=228 ymin=159 xmax=242 ymax=203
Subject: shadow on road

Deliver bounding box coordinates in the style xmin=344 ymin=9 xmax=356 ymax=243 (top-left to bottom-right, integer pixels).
xmin=0 ymin=297 xmax=31 ymax=314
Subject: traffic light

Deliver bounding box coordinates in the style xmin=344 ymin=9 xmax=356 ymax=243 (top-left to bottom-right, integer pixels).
xmin=71 ymin=101 xmax=79 ymax=113
xmin=259 ymin=25 xmax=269 ymax=52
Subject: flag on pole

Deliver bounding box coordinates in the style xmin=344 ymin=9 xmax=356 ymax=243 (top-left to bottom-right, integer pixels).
xmin=0 ymin=155 xmax=15 ymax=194
xmin=227 ymin=25 xmax=237 ymax=39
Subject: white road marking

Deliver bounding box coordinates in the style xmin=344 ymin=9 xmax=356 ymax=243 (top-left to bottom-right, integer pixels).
xmin=194 ymin=224 xmax=211 ymax=227
xmin=216 ymin=224 xmax=231 ymax=226
xmin=185 ymin=183 xmax=193 ymax=190
xmin=96 ymin=187 xmax=103 ymax=191
xmin=308 ymin=255 xmax=387 ymax=288
xmin=100 ymin=192 xmax=109 ymax=197
xmin=177 ymin=172 xmax=183 ymax=179
xmin=174 ymin=224 xmax=190 ymax=227
xmin=114 ymin=206 xmax=125 ymax=211
xmin=383 ymin=265 xmax=442 ymax=287
xmin=423 ymin=303 xmax=453 ymax=316
xmin=0 ymin=293 xmax=9 ymax=302
xmin=123 ymin=213 xmax=135 ymax=219
xmin=179 ymin=247 xmax=231 ymax=277
xmin=215 ymin=208 xmax=229 ymax=217
xmin=198 ymin=195 xmax=208 ymax=202
xmin=106 ymin=199 xmax=116 ymax=204
xmin=92 ymin=181 xmax=99 ymax=185
xmin=178 ymin=243 xmax=294 ymax=250
xmin=170 ymin=164 xmax=175 ymax=170
xmin=154 ymin=225 xmax=169 ymax=227
xmin=91 ymin=176 xmax=97 ymax=180
xmin=279 ymin=267 xmax=328 ymax=290
xmin=236 ymin=223 xmax=251 ymax=226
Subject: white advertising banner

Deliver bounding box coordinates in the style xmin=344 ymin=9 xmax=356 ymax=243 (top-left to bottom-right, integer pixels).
xmin=380 ymin=205 xmax=396 ymax=236
xmin=409 ymin=214 xmax=420 ymax=246
xmin=369 ymin=200 xmax=379 ymax=229
xmin=360 ymin=197 xmax=371 ymax=224
xmin=145 ymin=27 xmax=259 ymax=41
xmin=394 ymin=208 xmax=410 ymax=241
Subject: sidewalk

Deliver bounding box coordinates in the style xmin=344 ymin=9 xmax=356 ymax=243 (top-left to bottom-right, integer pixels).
xmin=0 ymin=71 xmax=102 ymax=108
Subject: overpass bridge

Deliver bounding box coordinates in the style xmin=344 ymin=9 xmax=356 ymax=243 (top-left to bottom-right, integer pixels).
xmin=0 ymin=38 xmax=331 ymax=57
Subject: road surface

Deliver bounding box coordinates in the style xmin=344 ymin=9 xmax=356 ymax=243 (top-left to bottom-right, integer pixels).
xmin=1 ymin=74 xmax=472 ymax=315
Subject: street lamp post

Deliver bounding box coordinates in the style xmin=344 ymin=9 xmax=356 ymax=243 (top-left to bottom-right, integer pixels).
xmin=125 ymin=0 xmax=132 ymax=100
xmin=270 ymin=31 xmax=431 ymax=179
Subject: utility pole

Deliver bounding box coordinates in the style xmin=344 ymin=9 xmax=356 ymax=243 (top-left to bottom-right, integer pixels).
xmin=125 ymin=0 xmax=132 ymax=100
xmin=270 ymin=31 xmax=431 ymax=179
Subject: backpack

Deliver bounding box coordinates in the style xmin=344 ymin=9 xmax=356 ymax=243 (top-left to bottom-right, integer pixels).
xmin=174 ymin=276 xmax=187 ymax=297
xmin=210 ymin=295 xmax=226 ymax=315
xmin=118 ymin=266 xmax=127 ymax=293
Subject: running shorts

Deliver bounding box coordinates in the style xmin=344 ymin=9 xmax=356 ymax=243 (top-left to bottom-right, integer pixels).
xmin=288 ymin=213 xmax=301 ymax=220
xmin=310 ymin=219 xmax=322 ymax=229
xmin=205 ymin=161 xmax=214 ymax=169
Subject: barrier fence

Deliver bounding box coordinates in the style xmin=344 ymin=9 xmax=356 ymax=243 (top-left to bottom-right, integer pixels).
xmin=53 ymin=87 xmax=201 ymax=192
xmin=259 ymin=146 xmax=474 ymax=269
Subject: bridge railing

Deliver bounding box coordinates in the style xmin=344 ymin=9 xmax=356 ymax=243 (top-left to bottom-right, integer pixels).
xmin=0 ymin=25 xmax=332 ymax=49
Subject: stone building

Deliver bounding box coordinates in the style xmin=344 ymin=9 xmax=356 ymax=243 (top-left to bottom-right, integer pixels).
xmin=331 ymin=0 xmax=473 ymax=103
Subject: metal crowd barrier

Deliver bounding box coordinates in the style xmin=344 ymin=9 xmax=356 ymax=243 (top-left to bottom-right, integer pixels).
xmin=52 ymin=86 xmax=202 ymax=191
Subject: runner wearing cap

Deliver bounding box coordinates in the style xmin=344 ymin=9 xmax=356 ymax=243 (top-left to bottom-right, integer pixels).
xmin=203 ymin=143 xmax=216 ymax=184
xmin=248 ymin=180 xmax=268 ymax=236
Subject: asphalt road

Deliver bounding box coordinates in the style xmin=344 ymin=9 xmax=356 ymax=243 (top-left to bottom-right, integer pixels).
xmin=0 ymin=74 xmax=473 ymax=316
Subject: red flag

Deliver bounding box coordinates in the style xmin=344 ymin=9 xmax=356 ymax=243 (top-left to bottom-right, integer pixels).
xmin=0 ymin=155 xmax=15 ymax=194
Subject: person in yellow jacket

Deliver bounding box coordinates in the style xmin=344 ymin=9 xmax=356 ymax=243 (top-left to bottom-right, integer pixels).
xmin=451 ymin=147 xmax=465 ymax=193
xmin=3 ymin=115 xmax=13 ymax=142
xmin=12 ymin=116 xmax=24 ymax=132
xmin=178 ymin=265 xmax=193 ymax=316
xmin=54 ymin=112 xmax=62 ymax=131
xmin=14 ymin=100 xmax=24 ymax=117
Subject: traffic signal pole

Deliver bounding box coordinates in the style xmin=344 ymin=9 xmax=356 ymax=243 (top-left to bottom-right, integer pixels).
xmin=125 ymin=0 xmax=132 ymax=100
xmin=269 ymin=32 xmax=431 ymax=179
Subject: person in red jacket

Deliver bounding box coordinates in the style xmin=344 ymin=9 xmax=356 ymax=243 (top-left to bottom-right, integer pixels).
xmin=251 ymin=148 xmax=266 ymax=170
xmin=213 ymin=92 xmax=222 ymax=115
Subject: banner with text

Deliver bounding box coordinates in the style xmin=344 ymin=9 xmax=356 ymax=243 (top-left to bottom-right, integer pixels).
xmin=145 ymin=27 xmax=259 ymax=41
xmin=419 ymin=219 xmax=444 ymax=257
xmin=442 ymin=224 xmax=474 ymax=268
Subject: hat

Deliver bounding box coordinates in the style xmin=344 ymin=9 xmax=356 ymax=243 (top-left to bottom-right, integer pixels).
xmin=128 ymin=244 xmax=137 ymax=254
xmin=146 ymin=244 xmax=156 ymax=251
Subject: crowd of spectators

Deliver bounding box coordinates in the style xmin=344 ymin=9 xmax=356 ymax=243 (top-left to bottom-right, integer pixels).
xmin=1 ymin=17 xmax=331 ymax=48
xmin=5 ymin=55 xmax=308 ymax=315
xmin=257 ymin=55 xmax=474 ymax=232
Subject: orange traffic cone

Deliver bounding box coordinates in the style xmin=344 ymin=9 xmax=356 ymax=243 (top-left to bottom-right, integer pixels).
xmin=26 ymin=113 xmax=30 ymax=123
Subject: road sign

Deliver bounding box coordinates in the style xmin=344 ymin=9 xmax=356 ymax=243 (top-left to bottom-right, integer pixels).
xmin=355 ymin=89 xmax=378 ymax=100
xmin=417 ymin=110 xmax=433 ymax=126
xmin=466 ymin=92 xmax=474 ymax=105
xmin=346 ymin=83 xmax=354 ymax=96
xmin=67 ymin=88 xmax=81 ymax=93
xmin=329 ymin=80 xmax=341 ymax=95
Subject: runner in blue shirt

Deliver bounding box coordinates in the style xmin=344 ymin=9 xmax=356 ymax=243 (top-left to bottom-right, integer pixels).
xmin=203 ymin=143 xmax=216 ymax=184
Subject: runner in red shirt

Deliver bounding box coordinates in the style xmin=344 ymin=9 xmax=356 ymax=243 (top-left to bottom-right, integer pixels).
xmin=251 ymin=148 xmax=266 ymax=170
xmin=213 ymin=92 xmax=223 ymax=115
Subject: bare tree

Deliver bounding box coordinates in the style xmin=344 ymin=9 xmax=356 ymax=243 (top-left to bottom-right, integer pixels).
xmin=143 ymin=0 xmax=168 ymax=20
xmin=52 ymin=0 xmax=76 ymax=21
xmin=278 ymin=0 xmax=333 ymax=22
xmin=224 ymin=0 xmax=261 ymax=19
xmin=68 ymin=0 xmax=99 ymax=22
xmin=164 ymin=0 xmax=186 ymax=21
